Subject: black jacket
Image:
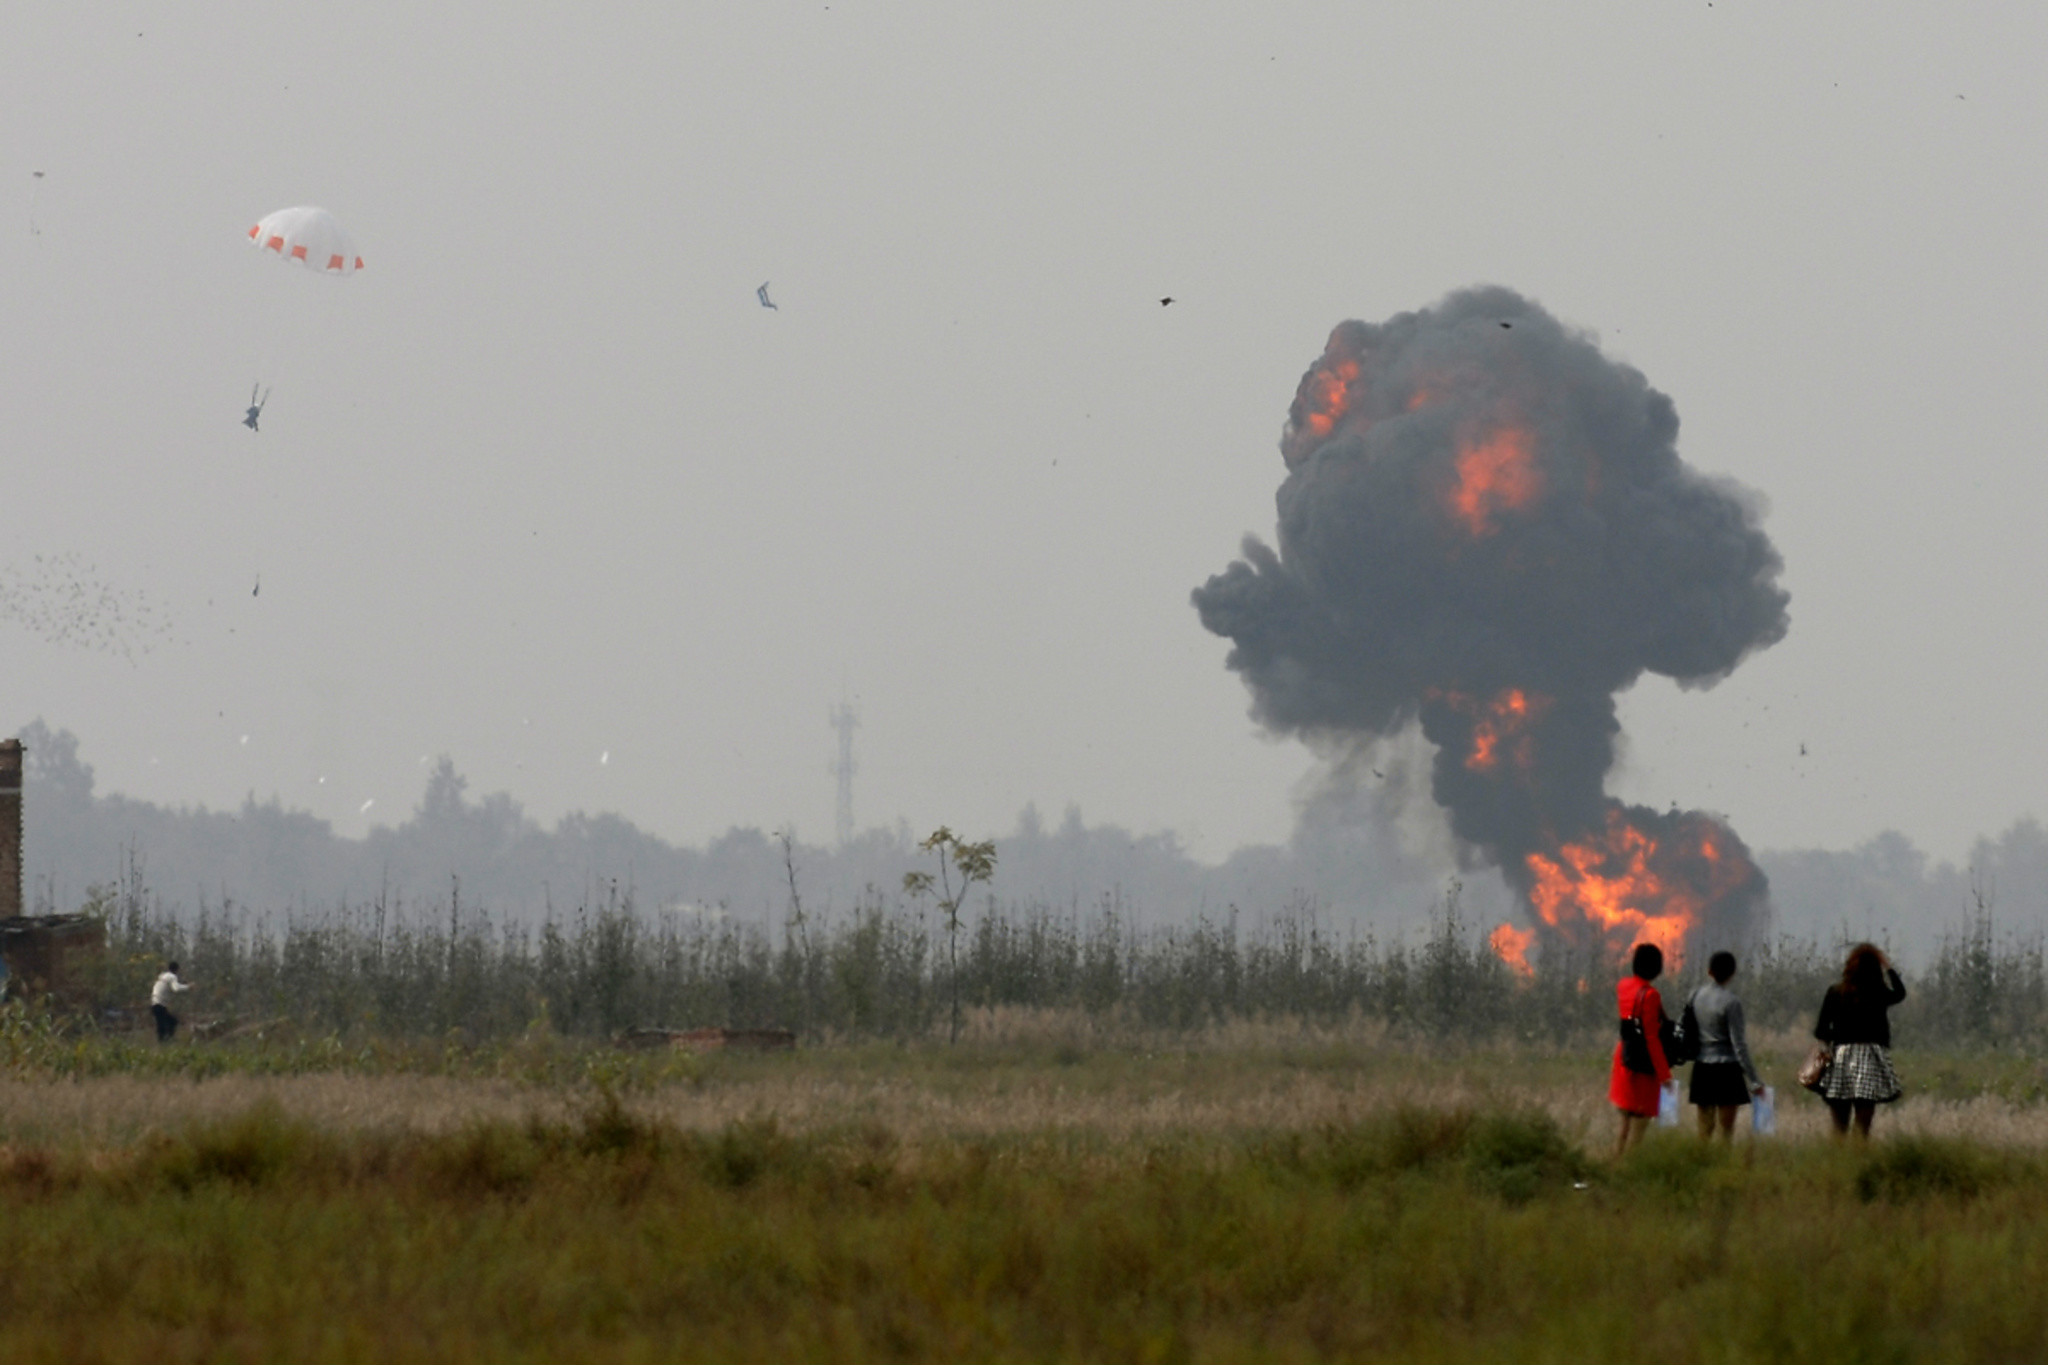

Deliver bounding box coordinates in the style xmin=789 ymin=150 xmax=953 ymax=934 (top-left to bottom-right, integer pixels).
xmin=1814 ymin=969 xmax=1908 ymax=1048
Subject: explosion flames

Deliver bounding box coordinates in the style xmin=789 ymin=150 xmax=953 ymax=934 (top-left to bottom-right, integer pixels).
xmin=1195 ymin=287 xmax=1788 ymax=968
xmin=1449 ymin=428 xmax=1539 ymax=537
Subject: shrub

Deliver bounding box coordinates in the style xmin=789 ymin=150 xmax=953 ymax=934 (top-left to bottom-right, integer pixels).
xmin=138 ymin=1102 xmax=328 ymax=1192
xmin=1854 ymin=1137 xmax=2013 ymax=1204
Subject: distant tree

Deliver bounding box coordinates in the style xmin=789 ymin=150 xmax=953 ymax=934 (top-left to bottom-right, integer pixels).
xmin=904 ymin=827 xmax=996 ymax=1045
xmin=17 ymin=720 xmax=94 ymax=811
xmin=777 ymin=827 xmax=815 ymax=1038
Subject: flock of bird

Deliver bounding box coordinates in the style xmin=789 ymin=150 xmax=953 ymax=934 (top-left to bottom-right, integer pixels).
xmin=0 ymin=553 xmax=174 ymax=663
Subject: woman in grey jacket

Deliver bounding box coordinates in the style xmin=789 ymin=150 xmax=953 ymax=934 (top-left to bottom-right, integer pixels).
xmin=1687 ymin=950 xmax=1766 ymax=1140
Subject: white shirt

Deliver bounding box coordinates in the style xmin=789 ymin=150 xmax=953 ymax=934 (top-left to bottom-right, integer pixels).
xmin=151 ymin=971 xmax=191 ymax=1007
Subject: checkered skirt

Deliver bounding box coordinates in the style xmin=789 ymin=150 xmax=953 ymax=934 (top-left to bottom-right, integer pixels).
xmin=1821 ymin=1042 xmax=1902 ymax=1103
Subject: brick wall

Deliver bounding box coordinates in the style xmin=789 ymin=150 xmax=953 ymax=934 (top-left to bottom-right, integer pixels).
xmin=0 ymin=739 xmax=20 ymax=922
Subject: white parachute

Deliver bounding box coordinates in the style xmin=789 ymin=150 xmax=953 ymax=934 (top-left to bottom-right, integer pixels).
xmin=247 ymin=206 xmax=362 ymax=275
xmin=239 ymin=207 xmax=362 ymax=430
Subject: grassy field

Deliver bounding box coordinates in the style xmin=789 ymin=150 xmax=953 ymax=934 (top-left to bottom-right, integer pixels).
xmin=2 ymin=1019 xmax=2048 ymax=1361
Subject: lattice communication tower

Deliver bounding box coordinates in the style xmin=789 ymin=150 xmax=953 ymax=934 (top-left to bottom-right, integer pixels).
xmin=828 ymin=702 xmax=860 ymax=847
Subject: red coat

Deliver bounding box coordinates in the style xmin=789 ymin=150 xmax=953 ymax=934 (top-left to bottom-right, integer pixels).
xmin=1609 ymin=976 xmax=1669 ymax=1116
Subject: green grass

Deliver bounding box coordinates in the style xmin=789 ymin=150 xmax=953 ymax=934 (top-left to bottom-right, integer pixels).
xmin=0 ymin=1095 xmax=2045 ymax=1363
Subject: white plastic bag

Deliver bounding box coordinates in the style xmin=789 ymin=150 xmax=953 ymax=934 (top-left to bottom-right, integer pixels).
xmin=1656 ymin=1079 xmax=1682 ymax=1126
xmin=1751 ymin=1085 xmax=1776 ymax=1136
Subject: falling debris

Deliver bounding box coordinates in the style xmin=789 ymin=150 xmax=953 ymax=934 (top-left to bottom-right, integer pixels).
xmin=1160 ymin=297 xmax=1176 ymax=307
xmin=359 ymin=799 xmax=375 ymax=814
xmin=243 ymin=385 xmax=269 ymax=432
xmin=28 ymin=170 xmax=43 ymax=236
xmin=757 ymin=281 xmax=777 ymax=310
xmin=1194 ymin=286 xmax=1789 ymax=967
xmin=0 ymin=553 xmax=174 ymax=660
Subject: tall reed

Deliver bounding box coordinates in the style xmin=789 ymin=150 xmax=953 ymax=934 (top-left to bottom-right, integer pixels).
xmin=48 ymin=861 xmax=2048 ymax=1048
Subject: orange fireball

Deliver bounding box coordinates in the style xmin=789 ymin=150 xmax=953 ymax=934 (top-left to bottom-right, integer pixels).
xmin=1468 ymin=689 xmax=1548 ymax=774
xmin=1489 ymin=923 xmax=1536 ymax=977
xmin=1283 ymin=355 xmax=1361 ymax=465
xmin=1517 ymin=805 xmax=1759 ymax=966
xmin=1449 ymin=426 xmax=1539 ymax=535
xmin=1432 ymin=687 xmax=1552 ymax=774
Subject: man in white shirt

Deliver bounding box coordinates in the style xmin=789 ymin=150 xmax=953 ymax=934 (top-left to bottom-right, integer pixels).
xmin=150 ymin=961 xmax=192 ymax=1042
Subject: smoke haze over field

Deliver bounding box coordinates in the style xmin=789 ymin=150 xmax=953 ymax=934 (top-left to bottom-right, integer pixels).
xmin=1196 ymin=288 xmax=1789 ymax=962
xmin=16 ymin=718 xmax=1484 ymax=936
xmin=6 ymin=6 xmax=2048 ymax=877
xmin=17 ymin=718 xmax=2048 ymax=969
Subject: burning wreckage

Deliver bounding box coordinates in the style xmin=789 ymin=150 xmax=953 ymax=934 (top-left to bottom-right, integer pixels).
xmin=1195 ymin=286 xmax=1789 ymax=972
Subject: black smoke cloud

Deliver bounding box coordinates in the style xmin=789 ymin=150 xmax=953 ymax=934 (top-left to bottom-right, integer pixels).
xmin=1193 ymin=286 xmax=1789 ymax=951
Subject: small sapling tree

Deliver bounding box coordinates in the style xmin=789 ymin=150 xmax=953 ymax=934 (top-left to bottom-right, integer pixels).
xmin=777 ymin=827 xmax=815 ymax=1039
xmin=903 ymin=827 xmax=997 ymax=1045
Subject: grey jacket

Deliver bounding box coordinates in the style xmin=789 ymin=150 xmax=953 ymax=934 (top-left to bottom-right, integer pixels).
xmin=1687 ymin=981 xmax=1761 ymax=1089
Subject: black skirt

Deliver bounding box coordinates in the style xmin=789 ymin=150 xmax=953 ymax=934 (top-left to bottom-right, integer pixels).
xmin=1689 ymin=1061 xmax=1753 ymax=1107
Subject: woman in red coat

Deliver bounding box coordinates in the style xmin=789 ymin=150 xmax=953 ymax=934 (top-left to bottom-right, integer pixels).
xmin=1610 ymin=942 xmax=1670 ymax=1157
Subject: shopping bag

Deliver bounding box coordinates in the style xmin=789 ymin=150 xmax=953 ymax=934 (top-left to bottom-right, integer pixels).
xmin=1656 ymin=1079 xmax=1681 ymax=1127
xmin=1751 ymin=1086 xmax=1776 ymax=1136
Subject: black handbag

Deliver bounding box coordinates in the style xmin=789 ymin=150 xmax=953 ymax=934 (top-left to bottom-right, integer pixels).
xmin=1668 ymin=994 xmax=1702 ymax=1066
xmin=1619 ymin=993 xmax=1656 ymax=1075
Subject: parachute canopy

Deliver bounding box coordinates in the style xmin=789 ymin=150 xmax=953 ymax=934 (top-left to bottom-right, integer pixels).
xmin=247 ymin=206 xmax=362 ymax=276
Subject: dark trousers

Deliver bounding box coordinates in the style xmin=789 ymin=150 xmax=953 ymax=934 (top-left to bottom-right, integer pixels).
xmin=152 ymin=1003 xmax=177 ymax=1042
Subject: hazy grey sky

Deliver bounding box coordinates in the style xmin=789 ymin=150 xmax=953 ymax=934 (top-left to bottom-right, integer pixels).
xmin=2 ymin=3 xmax=2043 ymax=867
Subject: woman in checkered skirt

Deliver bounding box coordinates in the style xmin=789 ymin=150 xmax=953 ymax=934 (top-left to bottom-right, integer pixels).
xmin=1813 ymin=943 xmax=1908 ymax=1138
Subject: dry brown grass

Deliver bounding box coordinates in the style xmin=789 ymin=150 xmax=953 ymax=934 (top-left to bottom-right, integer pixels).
xmin=7 ymin=1011 xmax=2048 ymax=1156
